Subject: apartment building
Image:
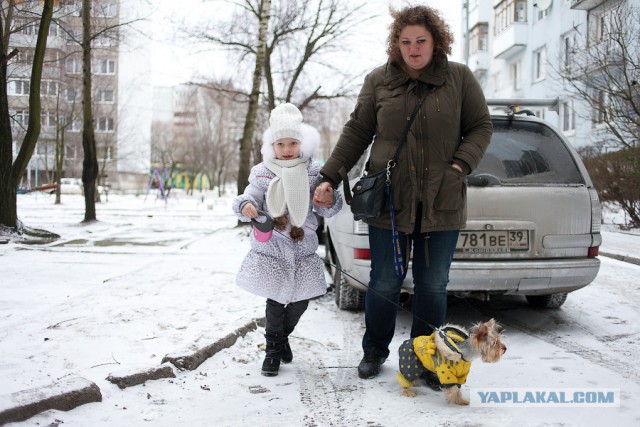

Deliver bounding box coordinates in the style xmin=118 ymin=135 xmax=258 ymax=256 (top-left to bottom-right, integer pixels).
xmin=462 ymin=0 xmax=638 ymax=150
xmin=6 ymin=0 xmax=152 ymax=190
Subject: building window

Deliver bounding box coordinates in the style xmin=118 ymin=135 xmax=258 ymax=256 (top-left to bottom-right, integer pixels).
xmin=66 ymin=57 xmax=81 ymax=74
xmin=48 ymin=23 xmax=58 ymax=37
xmin=41 ymin=80 xmax=58 ymax=96
xmin=537 ymin=3 xmax=551 ymax=21
xmin=469 ymin=23 xmax=489 ymax=55
xmin=96 ymin=117 xmax=114 ymax=132
xmin=43 ymin=50 xmax=59 ymax=67
xmin=562 ymin=31 xmax=575 ymax=69
xmin=36 ymin=142 xmax=52 ymax=156
xmin=12 ymin=80 xmax=30 ymax=95
xmin=70 ymin=118 xmax=82 ymax=132
xmin=495 ymin=0 xmax=528 ymax=35
xmin=66 ymin=29 xmax=81 ymax=45
xmin=97 ymin=145 xmax=113 ymax=161
xmin=93 ymin=2 xmax=116 ymax=18
xmin=14 ymin=19 xmax=36 ymax=35
xmin=12 ymin=110 xmax=29 ymax=128
xmin=17 ymin=49 xmax=33 ymax=65
xmin=41 ymin=111 xmax=56 ymax=127
xmin=561 ymin=101 xmax=575 ymax=132
xmin=61 ymin=0 xmax=81 ymax=16
xmin=593 ymin=90 xmax=608 ymax=126
xmin=64 ymin=143 xmax=77 ymax=160
xmin=96 ymin=89 xmax=115 ymax=103
xmin=96 ymin=59 xmax=116 ymax=74
xmin=93 ymin=30 xmax=117 ymax=47
xmin=533 ymin=46 xmax=546 ymax=81
xmin=510 ymin=61 xmax=521 ymax=91
xmin=67 ymin=87 xmax=79 ymax=102
xmin=588 ymin=3 xmax=621 ymax=46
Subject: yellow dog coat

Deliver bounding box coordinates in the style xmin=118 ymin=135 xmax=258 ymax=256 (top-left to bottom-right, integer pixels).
xmin=397 ymin=327 xmax=471 ymax=388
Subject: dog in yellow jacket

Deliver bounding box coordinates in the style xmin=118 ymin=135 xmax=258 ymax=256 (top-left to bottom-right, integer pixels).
xmin=397 ymin=319 xmax=506 ymax=405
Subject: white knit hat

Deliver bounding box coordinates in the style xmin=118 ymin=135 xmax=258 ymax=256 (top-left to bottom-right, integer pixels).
xmin=268 ymin=103 xmax=303 ymax=144
xmin=261 ymin=104 xmax=320 ymax=161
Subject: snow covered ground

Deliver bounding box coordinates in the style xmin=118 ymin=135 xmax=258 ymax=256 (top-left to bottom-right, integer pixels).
xmin=1 ymin=191 xmax=639 ymax=426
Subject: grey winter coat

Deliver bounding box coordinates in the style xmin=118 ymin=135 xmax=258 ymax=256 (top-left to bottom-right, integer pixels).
xmin=232 ymin=160 xmax=342 ymax=304
xmin=320 ymin=57 xmax=493 ymax=234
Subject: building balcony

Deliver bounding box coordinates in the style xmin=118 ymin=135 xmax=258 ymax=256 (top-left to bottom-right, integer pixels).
xmin=570 ymin=0 xmax=605 ymax=10
xmin=468 ymin=51 xmax=491 ymax=74
xmin=493 ymin=23 xmax=528 ymax=60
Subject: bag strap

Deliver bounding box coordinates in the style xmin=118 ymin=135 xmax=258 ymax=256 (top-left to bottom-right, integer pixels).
xmin=340 ymin=85 xmax=433 ymax=205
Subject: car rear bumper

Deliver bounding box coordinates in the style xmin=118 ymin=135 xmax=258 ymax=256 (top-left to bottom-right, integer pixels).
xmin=345 ymin=257 xmax=600 ymax=295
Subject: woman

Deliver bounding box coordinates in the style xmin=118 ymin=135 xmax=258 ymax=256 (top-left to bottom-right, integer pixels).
xmin=313 ymin=5 xmax=492 ymax=380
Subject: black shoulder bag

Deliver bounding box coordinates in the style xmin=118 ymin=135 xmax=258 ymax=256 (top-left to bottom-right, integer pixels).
xmin=345 ymin=87 xmax=430 ymax=221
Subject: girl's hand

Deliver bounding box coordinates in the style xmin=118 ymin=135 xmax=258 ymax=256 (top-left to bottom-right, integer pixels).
xmin=313 ymin=182 xmax=334 ymax=208
xmin=242 ymin=203 xmax=258 ymax=218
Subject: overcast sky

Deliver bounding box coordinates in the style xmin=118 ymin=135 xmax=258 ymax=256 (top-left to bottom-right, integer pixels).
xmin=150 ymin=0 xmax=462 ymax=87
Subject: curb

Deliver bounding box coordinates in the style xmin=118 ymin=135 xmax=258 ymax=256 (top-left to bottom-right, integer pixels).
xmin=162 ymin=317 xmax=266 ymax=371
xmin=1 ymin=317 xmax=266 ymax=423
xmin=0 ymin=377 xmax=102 ymax=425
xmin=600 ymin=251 xmax=640 ymax=266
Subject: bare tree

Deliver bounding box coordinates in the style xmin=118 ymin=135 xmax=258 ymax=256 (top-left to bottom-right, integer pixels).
xmin=0 ymin=0 xmax=54 ymax=230
xmin=186 ymin=0 xmax=375 ymax=196
xmin=553 ymin=3 xmax=639 ymax=151
xmin=552 ymin=3 xmax=639 ymax=227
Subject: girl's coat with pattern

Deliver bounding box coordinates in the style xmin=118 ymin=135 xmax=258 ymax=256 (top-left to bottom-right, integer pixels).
xmin=232 ymin=160 xmax=342 ymax=305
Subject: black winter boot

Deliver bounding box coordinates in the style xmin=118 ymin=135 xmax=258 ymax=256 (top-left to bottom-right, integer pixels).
xmin=281 ymin=326 xmax=294 ymax=363
xmin=262 ymin=332 xmax=283 ymax=376
xmin=281 ymin=338 xmax=293 ymax=363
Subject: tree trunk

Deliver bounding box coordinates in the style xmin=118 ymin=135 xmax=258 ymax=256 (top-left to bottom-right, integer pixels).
xmin=237 ymin=0 xmax=271 ymax=197
xmin=0 ymin=0 xmax=54 ymax=229
xmin=81 ymin=0 xmax=98 ymax=222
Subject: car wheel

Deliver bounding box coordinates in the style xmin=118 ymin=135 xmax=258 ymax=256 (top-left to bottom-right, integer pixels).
xmin=525 ymin=293 xmax=568 ymax=309
xmin=333 ymin=259 xmax=365 ymax=311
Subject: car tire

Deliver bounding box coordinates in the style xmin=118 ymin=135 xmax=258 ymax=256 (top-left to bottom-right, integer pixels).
xmin=333 ymin=259 xmax=365 ymax=311
xmin=525 ymin=293 xmax=568 ymax=309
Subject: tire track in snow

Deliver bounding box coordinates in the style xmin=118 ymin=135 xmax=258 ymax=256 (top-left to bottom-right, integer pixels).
xmin=295 ymin=296 xmax=366 ymax=425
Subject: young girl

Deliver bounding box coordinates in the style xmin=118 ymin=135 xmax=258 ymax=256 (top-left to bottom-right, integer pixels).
xmin=232 ymin=103 xmax=342 ymax=376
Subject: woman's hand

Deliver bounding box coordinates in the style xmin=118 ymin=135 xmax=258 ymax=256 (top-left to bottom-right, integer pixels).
xmin=313 ymin=182 xmax=334 ymax=208
xmin=241 ymin=203 xmax=258 ymax=218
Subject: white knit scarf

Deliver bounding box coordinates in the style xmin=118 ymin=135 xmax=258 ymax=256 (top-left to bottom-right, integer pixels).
xmin=264 ymin=158 xmax=310 ymax=227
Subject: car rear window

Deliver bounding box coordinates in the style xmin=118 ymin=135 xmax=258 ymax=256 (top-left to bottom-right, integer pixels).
xmin=473 ymin=118 xmax=585 ymax=185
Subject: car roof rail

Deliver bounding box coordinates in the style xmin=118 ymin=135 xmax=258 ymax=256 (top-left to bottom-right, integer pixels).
xmin=487 ymin=97 xmax=560 ymax=118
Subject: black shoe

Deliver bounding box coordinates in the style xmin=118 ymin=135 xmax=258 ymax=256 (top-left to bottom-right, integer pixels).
xmin=262 ymin=333 xmax=282 ymax=376
xmin=357 ymin=351 xmax=387 ymax=379
xmin=261 ymin=354 xmax=281 ymax=376
xmin=281 ymin=339 xmax=293 ymax=364
xmin=420 ymin=370 xmax=443 ymax=391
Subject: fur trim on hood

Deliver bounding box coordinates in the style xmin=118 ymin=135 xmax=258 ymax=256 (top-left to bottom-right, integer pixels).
xmin=261 ymin=122 xmax=320 ymax=162
xmin=434 ymin=324 xmax=469 ymax=362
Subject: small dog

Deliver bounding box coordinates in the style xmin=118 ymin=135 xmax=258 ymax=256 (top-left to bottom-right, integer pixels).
xmin=396 ymin=318 xmax=506 ymax=405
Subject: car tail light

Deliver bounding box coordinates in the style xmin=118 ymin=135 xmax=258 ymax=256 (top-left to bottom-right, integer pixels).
xmin=354 ymin=248 xmax=371 ymax=259
xmin=588 ymin=246 xmax=599 ymax=258
xmin=589 ymin=188 xmax=602 ymax=233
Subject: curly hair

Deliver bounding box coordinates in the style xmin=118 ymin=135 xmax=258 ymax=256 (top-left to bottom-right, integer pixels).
xmin=386 ymin=5 xmax=454 ymax=65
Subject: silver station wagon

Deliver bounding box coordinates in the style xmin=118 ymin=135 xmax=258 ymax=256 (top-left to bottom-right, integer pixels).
xmin=323 ymin=99 xmax=602 ymax=310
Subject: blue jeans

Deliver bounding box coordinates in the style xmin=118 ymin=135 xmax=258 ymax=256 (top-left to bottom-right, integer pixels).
xmin=362 ymin=226 xmax=459 ymax=356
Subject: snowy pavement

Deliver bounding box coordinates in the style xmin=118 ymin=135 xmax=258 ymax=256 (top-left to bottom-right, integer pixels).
xmin=0 ymin=192 xmax=639 ymax=426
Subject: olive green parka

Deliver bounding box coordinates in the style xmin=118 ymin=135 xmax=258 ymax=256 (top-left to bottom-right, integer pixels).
xmin=320 ymin=56 xmax=492 ymax=234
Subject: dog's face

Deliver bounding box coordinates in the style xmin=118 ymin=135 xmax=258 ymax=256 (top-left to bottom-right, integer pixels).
xmin=470 ymin=318 xmax=507 ymax=363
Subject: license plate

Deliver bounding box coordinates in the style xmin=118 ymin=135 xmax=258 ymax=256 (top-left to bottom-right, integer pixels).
xmin=456 ymin=230 xmax=529 ymax=253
